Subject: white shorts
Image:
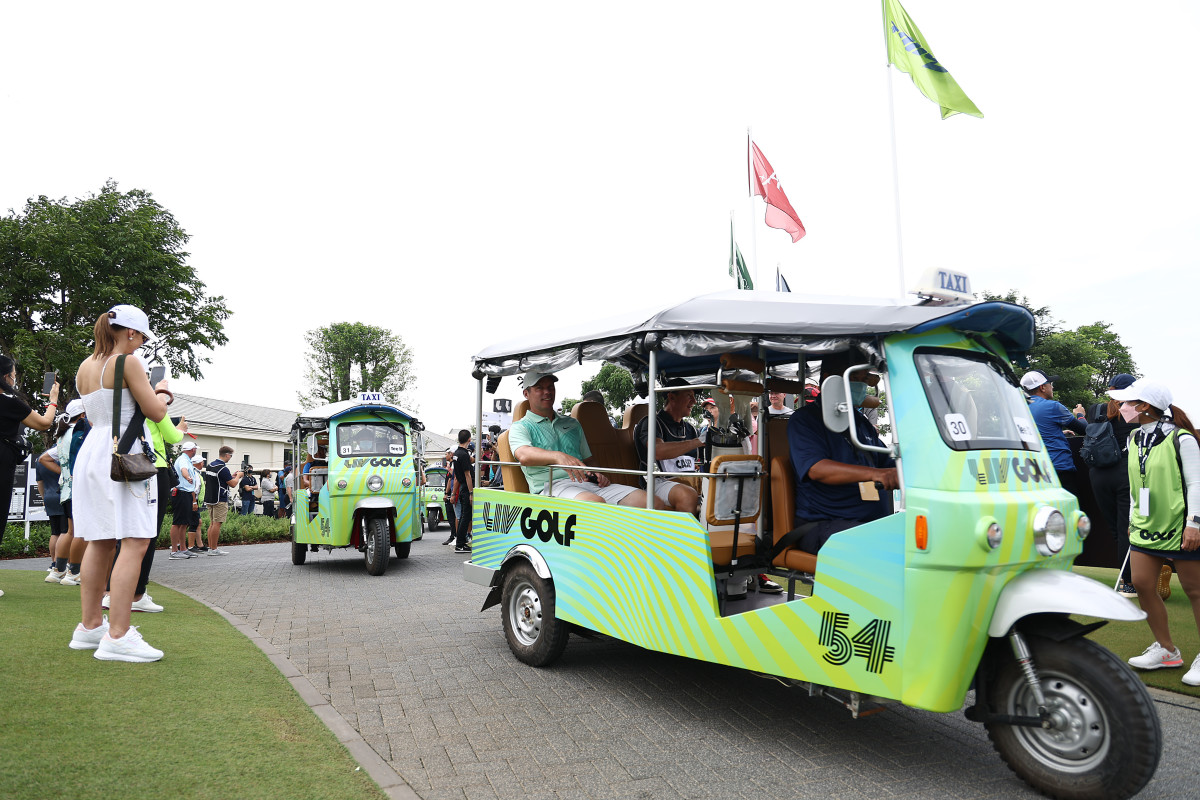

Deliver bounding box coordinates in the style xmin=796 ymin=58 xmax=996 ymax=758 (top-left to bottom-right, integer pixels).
xmin=543 ymin=478 xmax=637 ymax=505
xmin=649 ymin=478 xmax=694 ymax=505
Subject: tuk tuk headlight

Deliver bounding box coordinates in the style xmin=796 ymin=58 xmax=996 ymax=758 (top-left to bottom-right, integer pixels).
xmin=975 ymin=517 xmax=1003 ymax=551
xmin=1033 ymin=506 xmax=1067 ymax=556
xmin=1076 ymin=513 xmax=1091 ymax=540
xmin=367 ymin=475 xmax=384 ymax=493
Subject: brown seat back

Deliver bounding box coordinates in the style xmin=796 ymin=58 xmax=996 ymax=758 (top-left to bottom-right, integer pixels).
xmin=622 ymin=403 xmax=648 ymax=430
xmin=512 ymin=399 xmax=529 ymax=422
xmin=570 ymin=401 xmax=640 ymax=487
xmin=496 ymin=429 xmax=529 ymax=494
xmin=765 ymin=415 xmax=817 ymax=574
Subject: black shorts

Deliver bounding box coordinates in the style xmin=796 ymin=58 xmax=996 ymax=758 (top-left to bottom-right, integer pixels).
xmin=62 ymin=499 xmax=72 ymax=520
xmin=49 ymin=514 xmax=68 ymax=535
xmin=172 ymin=488 xmax=200 ymax=528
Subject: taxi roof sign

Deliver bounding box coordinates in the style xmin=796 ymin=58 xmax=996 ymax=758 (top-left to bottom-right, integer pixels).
xmin=358 ymin=391 xmax=385 ymax=404
xmin=911 ymin=268 xmax=973 ymax=304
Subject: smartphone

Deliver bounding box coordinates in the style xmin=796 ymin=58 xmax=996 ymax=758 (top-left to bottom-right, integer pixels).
xmin=170 ymin=416 xmax=182 ymax=426
xmin=149 ymin=365 xmax=166 ymax=386
xmin=41 ymin=371 xmax=56 ymax=396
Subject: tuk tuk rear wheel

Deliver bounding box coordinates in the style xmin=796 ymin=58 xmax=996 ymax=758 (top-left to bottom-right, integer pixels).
xmin=291 ymin=526 xmax=306 ymax=565
xmin=364 ymin=517 xmax=390 ymax=576
xmin=984 ymin=635 xmax=1160 ymax=800
xmin=501 ymin=560 xmax=568 ymax=667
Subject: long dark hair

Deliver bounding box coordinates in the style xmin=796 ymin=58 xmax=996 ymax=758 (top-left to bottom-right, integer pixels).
xmin=0 ymin=353 xmax=30 ymax=403
xmin=1149 ymin=403 xmax=1196 ymax=435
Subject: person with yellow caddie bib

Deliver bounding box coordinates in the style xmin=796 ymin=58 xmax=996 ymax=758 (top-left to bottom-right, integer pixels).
xmin=1111 ymin=379 xmax=1200 ymax=686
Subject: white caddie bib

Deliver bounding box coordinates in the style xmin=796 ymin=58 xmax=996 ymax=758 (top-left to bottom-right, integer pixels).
xmin=659 ymin=455 xmax=697 ymax=474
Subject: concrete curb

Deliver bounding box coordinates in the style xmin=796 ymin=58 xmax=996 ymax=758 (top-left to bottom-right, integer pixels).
xmin=198 ymin=600 xmax=422 ymax=800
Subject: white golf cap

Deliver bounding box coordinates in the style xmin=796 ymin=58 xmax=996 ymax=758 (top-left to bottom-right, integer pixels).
xmin=65 ymin=399 xmax=85 ymax=418
xmin=1109 ymin=378 xmax=1173 ymax=412
xmin=191 ymin=453 xmax=205 ymax=463
xmin=108 ymin=304 xmax=155 ymax=343
xmin=1019 ymin=370 xmax=1059 ymax=391
xmin=521 ymin=370 xmax=558 ymax=389
xmin=181 ymin=440 xmax=197 ymax=451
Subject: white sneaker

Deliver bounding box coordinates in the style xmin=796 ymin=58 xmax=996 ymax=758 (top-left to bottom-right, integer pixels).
xmin=59 ymin=571 xmax=82 ymax=586
xmin=206 ymin=548 xmax=228 ymax=556
xmin=69 ymin=615 xmax=110 ymax=650
xmin=1128 ymin=642 xmax=1184 ymax=670
xmin=45 ymin=568 xmax=67 ymax=583
xmin=94 ymin=627 xmax=163 ymax=662
xmin=1184 ymin=654 xmax=1200 ymax=686
xmin=131 ymin=593 xmax=164 ymax=613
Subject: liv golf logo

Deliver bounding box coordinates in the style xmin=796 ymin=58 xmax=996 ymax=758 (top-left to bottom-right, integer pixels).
xmin=482 ymin=502 xmax=578 ymax=547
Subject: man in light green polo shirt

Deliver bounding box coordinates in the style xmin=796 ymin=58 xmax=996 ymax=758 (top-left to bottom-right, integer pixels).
xmin=510 ymin=370 xmax=649 ymax=507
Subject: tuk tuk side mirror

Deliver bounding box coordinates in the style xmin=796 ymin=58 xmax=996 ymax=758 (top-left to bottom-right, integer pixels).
xmin=822 ymin=369 xmax=894 ymax=457
xmin=820 ymin=375 xmax=850 ymax=433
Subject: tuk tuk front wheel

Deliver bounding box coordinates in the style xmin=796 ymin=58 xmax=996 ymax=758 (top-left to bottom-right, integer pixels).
xmin=394 ymin=541 xmax=411 ymax=559
xmin=427 ymin=508 xmax=440 ymax=531
xmin=984 ymin=635 xmax=1161 ymax=800
xmin=291 ymin=525 xmax=306 ymax=565
xmin=364 ymin=517 xmax=390 ymax=576
xmin=501 ymin=560 xmax=568 ymax=667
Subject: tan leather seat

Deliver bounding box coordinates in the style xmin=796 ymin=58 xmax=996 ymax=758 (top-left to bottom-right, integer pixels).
xmin=570 ymin=401 xmax=640 ymax=487
xmin=496 ymin=428 xmax=529 ymax=494
xmin=705 ymin=454 xmax=764 ymax=567
xmin=512 ymin=399 xmax=529 ymax=422
xmin=622 ymin=403 xmax=648 ymax=430
xmin=765 ymin=416 xmax=817 ymax=574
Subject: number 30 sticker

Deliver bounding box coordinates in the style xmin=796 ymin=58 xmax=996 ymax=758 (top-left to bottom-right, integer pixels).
xmin=943 ymin=413 xmax=972 ymax=441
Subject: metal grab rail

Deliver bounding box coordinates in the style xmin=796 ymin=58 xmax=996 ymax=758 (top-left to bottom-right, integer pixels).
xmin=475 ymin=459 xmax=756 ymax=497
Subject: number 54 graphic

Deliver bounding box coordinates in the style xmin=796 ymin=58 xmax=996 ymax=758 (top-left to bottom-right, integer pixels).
xmin=819 ymin=612 xmax=895 ymax=674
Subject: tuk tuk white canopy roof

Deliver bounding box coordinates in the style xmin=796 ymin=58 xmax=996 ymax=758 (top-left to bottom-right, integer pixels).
xmin=292 ymin=399 xmax=422 ymax=433
xmin=472 ymin=290 xmax=1034 ymax=378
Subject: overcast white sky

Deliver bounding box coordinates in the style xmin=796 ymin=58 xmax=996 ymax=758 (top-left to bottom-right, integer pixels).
xmin=3 ymin=1 xmax=1197 ymax=435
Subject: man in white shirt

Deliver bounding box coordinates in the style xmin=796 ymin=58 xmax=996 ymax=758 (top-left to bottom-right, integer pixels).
xmin=169 ymin=442 xmax=201 ymax=559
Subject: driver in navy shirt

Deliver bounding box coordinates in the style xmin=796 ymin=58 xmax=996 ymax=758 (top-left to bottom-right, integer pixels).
xmin=787 ymin=350 xmax=897 ymax=554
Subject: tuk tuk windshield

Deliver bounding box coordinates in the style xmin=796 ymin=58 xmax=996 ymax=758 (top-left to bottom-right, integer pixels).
xmin=335 ymin=422 xmax=407 ymax=457
xmin=915 ymin=349 xmax=1041 ymax=452
xmin=425 ymin=471 xmax=446 ymax=488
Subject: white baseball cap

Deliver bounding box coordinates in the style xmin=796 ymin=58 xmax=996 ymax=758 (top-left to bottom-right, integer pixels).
xmin=1109 ymin=378 xmax=1173 ymax=412
xmin=191 ymin=453 xmax=205 ymax=463
xmin=65 ymin=399 xmax=86 ymax=418
xmin=108 ymin=304 xmax=155 ymax=343
xmin=1019 ymin=370 xmax=1059 ymax=391
xmin=521 ymin=370 xmax=558 ymax=389
xmin=181 ymin=440 xmax=197 ymax=451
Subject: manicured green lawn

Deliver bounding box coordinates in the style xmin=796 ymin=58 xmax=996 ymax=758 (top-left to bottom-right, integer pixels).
xmin=0 ymin=570 xmax=387 ymax=800
xmin=1074 ymin=565 xmax=1200 ymax=698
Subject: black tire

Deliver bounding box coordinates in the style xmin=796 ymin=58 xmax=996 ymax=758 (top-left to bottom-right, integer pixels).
xmin=364 ymin=517 xmax=390 ymax=576
xmin=427 ymin=508 xmax=440 ymax=531
xmin=984 ymin=635 xmax=1161 ymax=800
xmin=291 ymin=525 xmax=306 ymax=565
xmin=500 ymin=560 xmax=568 ymax=667
xmin=394 ymin=541 xmax=411 ymax=559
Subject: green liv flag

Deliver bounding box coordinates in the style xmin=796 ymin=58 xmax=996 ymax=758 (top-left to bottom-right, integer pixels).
xmin=728 ymin=222 xmax=752 ymax=290
xmin=884 ymin=0 xmax=982 ymax=119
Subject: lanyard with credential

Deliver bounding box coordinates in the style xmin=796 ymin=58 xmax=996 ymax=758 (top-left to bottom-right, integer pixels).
xmin=1136 ymin=420 xmax=1165 ymax=487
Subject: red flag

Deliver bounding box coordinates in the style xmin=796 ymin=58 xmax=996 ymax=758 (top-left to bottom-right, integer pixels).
xmin=749 ymin=142 xmax=806 ymax=243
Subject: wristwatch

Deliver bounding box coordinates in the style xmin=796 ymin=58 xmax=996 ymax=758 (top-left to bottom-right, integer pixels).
xmin=1189 ymin=514 xmax=1200 ymax=528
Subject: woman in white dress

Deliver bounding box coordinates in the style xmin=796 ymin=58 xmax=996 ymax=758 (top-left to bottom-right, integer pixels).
xmin=68 ymin=305 xmax=169 ymax=662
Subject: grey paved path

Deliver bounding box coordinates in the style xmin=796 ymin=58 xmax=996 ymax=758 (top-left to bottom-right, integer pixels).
xmin=6 ymin=541 xmax=1199 ymax=799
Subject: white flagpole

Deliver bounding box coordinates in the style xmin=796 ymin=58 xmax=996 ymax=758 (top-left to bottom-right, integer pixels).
xmin=747 ymin=127 xmax=760 ymax=290
xmin=886 ymin=66 xmax=906 ymax=299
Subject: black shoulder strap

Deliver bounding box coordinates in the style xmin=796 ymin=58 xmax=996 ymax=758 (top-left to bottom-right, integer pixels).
xmin=112 ymin=355 xmax=149 ymax=454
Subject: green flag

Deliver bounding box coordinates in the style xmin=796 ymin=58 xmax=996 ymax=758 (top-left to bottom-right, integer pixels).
xmin=728 ymin=222 xmax=752 ymax=290
xmin=884 ymin=0 xmax=982 ymax=119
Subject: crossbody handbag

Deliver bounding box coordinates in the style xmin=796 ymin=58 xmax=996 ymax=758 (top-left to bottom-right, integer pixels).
xmin=109 ymin=354 xmax=159 ymax=483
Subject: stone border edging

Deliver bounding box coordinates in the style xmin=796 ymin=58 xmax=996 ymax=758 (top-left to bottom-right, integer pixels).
xmin=198 ymin=600 xmax=422 ymax=800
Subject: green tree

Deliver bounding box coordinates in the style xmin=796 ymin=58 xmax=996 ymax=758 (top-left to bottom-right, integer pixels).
xmin=0 ymin=180 xmax=229 ymax=402
xmin=299 ymin=322 xmax=414 ymax=408
xmin=579 ymin=363 xmax=636 ymax=413
xmin=978 ymin=290 xmax=1137 ymax=409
